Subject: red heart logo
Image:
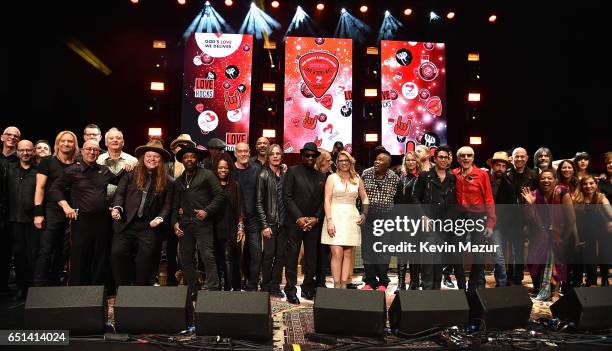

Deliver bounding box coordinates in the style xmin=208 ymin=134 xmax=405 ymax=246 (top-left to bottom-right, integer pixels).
xmin=320 ymin=94 xmax=333 ymax=110
xmin=298 ymin=52 xmax=339 ymax=99
xmin=425 ymin=96 xmax=442 ymax=117
xmin=195 ymin=103 xmax=204 ymax=113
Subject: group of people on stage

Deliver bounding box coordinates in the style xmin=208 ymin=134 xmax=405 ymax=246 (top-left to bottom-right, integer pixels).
xmin=1 ymin=124 xmax=611 ymax=304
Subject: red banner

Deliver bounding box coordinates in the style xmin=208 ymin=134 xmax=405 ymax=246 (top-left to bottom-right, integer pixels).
xmin=381 ymin=41 xmax=447 ymax=155
xmin=283 ymin=37 xmax=352 ymax=153
xmin=181 ymin=33 xmax=253 ymax=151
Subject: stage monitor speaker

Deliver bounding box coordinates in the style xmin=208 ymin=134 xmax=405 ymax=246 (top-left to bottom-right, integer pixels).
xmin=551 ymin=287 xmax=612 ymax=330
xmin=25 ymin=286 xmax=105 ymax=334
xmin=195 ymin=291 xmax=272 ymax=340
xmin=314 ymin=287 xmax=386 ymax=337
xmin=467 ymin=286 xmax=532 ymax=330
xmin=389 ymin=290 xmax=469 ymax=334
xmin=114 ymin=286 xmax=189 ymax=333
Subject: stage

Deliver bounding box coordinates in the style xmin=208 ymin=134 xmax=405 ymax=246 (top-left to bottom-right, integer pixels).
xmin=3 ymin=271 xmax=611 ymax=350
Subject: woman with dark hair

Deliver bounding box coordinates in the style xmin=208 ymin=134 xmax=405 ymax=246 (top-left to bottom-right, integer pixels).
xmin=573 ymin=175 xmax=612 ymax=286
xmin=110 ymin=140 xmax=174 ymax=286
xmin=394 ymin=150 xmax=421 ymax=291
xmin=212 ymin=152 xmax=244 ymax=291
xmin=556 ymin=159 xmax=578 ymax=193
xmin=573 ymin=152 xmax=591 ymax=180
xmin=600 ymin=152 xmax=612 ymax=203
xmin=522 ymin=169 xmax=575 ymax=301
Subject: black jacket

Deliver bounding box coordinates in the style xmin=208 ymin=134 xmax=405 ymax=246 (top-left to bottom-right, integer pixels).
xmin=283 ymin=164 xmax=326 ymax=221
xmin=506 ymin=166 xmax=536 ymax=203
xmin=491 ymin=173 xmax=517 ymax=231
xmin=256 ymin=166 xmax=286 ymax=229
xmin=411 ymin=169 xmax=457 ymax=219
xmin=6 ymin=163 xmax=37 ymax=223
xmin=395 ymin=173 xmax=418 ymax=204
xmin=112 ymin=171 xmax=175 ymax=234
xmin=172 ymin=167 xmax=225 ymax=225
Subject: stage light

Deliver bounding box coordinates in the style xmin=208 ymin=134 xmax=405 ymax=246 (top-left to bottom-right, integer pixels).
xmin=378 ymin=10 xmax=403 ymax=41
xmin=468 ymin=93 xmax=481 ymax=102
xmin=224 ymin=0 xmax=232 ymax=6
xmin=404 ymin=8 xmax=412 ymax=16
xmin=152 ymin=40 xmax=166 ymax=49
xmin=239 ymin=2 xmax=281 ymax=39
xmin=148 ymin=106 xmax=154 ymax=111
xmin=66 ymin=38 xmax=112 ymax=75
xmin=316 ymin=3 xmax=324 ymax=11
xmin=178 ymin=0 xmax=186 ymax=5
xmin=430 ymin=11 xmax=440 ymax=22
xmin=262 ymin=129 xmax=276 ymax=138
xmin=262 ymin=83 xmax=276 ymax=92
xmin=489 ymin=14 xmax=497 ymax=23
xmin=148 ymin=128 xmax=163 ymax=138
xmin=467 ymin=52 xmax=480 ymax=62
xmin=365 ymin=133 xmax=379 ymax=143
xmin=150 ymin=82 xmax=165 ymax=91
xmin=264 ymin=40 xmax=276 ymax=49
xmin=469 ymin=136 xmax=482 ymax=145
xmin=336 ymin=8 xmax=372 ymax=45
xmin=271 ymin=1 xmax=279 ymax=8
xmin=366 ymin=47 xmax=379 ymax=55
xmin=360 ymin=6 xmax=368 ymax=13
xmin=130 ymin=0 xmax=138 ymax=4
xmin=447 ymin=12 xmax=455 ymax=19
xmin=183 ymin=2 xmax=234 ymax=39
xmin=285 ymin=5 xmax=321 ymax=37
xmin=364 ymin=88 xmax=377 ymax=97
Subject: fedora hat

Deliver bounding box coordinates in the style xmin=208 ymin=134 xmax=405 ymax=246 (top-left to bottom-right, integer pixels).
xmin=170 ymin=134 xmax=197 ymax=151
xmin=135 ymin=139 xmax=172 ymax=162
xmin=300 ymin=142 xmax=321 ymax=157
xmin=176 ymin=146 xmax=207 ymax=162
xmin=486 ymin=151 xmax=511 ymax=167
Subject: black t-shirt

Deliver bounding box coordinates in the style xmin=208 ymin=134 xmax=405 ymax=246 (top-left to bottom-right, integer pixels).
xmin=37 ymin=155 xmax=74 ymax=205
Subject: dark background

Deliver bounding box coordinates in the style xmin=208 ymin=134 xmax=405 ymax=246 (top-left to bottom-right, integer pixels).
xmin=1 ymin=0 xmax=609 ymax=169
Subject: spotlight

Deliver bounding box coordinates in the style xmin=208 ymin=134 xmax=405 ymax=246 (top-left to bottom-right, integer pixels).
xmin=403 ymin=8 xmax=412 ymax=16
xmin=467 ymin=52 xmax=480 ymax=62
xmin=150 ymin=82 xmax=165 ymax=91
xmin=446 ymin=12 xmax=455 ymax=19
xmin=152 ymin=40 xmax=166 ymax=49
xmin=364 ymin=88 xmax=377 ymax=97
xmin=262 ymin=83 xmax=276 ymax=92
xmin=178 ymin=0 xmax=186 ymax=5
xmin=262 ymin=129 xmax=276 ymax=138
xmin=384 ymin=10 xmax=390 ymax=17
xmin=285 ymin=5 xmax=321 ymax=37
xmin=341 ymin=8 xmax=346 ymax=14
xmin=184 ymin=1 xmax=234 ymax=39
xmin=378 ymin=10 xmax=403 ymax=41
xmin=224 ymin=0 xmax=232 ymax=6
xmin=430 ymin=11 xmax=440 ymax=22
xmin=365 ymin=133 xmax=378 ymax=143
xmin=240 ymin=2 xmax=281 ymax=39
xmin=316 ymin=3 xmax=324 ymax=11
xmin=468 ymin=93 xmax=481 ymax=102
xmin=469 ymin=136 xmax=482 ymax=145
xmin=360 ymin=6 xmax=368 ymax=13
xmin=205 ymin=1 xmax=210 ymax=5
xmin=336 ymin=8 xmax=372 ymax=45
xmin=489 ymin=14 xmax=497 ymax=23
xmin=271 ymin=1 xmax=279 ymax=8
xmin=148 ymin=128 xmax=163 ymax=138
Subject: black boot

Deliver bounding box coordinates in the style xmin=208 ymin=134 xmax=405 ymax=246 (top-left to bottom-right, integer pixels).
xmin=395 ymin=264 xmax=407 ymax=293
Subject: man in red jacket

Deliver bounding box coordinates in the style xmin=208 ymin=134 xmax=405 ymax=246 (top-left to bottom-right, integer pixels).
xmin=452 ymin=146 xmax=496 ymax=290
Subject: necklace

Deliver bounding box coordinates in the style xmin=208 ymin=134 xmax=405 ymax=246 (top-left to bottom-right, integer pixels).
xmin=185 ymin=173 xmax=194 ymax=189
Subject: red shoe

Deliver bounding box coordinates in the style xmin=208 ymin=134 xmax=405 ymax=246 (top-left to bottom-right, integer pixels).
xmin=361 ymin=284 xmax=374 ymax=290
xmin=376 ymin=285 xmax=387 ymax=292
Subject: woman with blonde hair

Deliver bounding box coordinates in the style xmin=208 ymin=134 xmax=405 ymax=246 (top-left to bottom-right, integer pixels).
xmin=321 ymin=151 xmax=369 ymax=288
xmin=415 ymin=144 xmax=431 ymax=172
xmin=33 ymin=131 xmax=79 ymax=286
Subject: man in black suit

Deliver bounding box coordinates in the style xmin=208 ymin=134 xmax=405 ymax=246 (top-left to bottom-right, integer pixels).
xmin=110 ymin=140 xmax=174 ymax=286
xmin=283 ymin=142 xmax=326 ymax=304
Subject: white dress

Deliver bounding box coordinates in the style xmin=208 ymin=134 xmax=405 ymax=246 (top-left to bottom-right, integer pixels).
xmin=321 ymin=173 xmax=361 ymax=246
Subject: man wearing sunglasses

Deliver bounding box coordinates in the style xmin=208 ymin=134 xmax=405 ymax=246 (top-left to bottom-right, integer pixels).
xmin=283 ymin=142 xmax=326 ymax=304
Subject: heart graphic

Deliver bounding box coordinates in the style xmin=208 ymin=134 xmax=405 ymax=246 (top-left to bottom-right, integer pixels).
xmin=425 ymin=96 xmax=442 ymax=116
xmin=298 ymin=51 xmax=340 ymax=99
xmin=320 ymin=94 xmax=333 ymax=110
xmin=195 ymin=103 xmax=204 ymax=113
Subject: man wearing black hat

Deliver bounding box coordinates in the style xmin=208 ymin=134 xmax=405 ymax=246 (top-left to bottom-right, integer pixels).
xmin=201 ymin=138 xmax=226 ymax=170
xmin=283 ymin=142 xmax=326 ymax=304
xmin=172 ymin=146 xmax=225 ymax=295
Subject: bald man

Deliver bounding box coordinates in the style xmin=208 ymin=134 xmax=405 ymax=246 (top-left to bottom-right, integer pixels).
xmin=250 ymin=137 xmax=270 ymax=166
xmin=1 ymin=126 xmax=21 ymax=162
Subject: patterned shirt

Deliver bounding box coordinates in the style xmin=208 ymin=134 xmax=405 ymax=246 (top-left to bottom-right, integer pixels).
xmin=362 ymin=167 xmax=399 ymax=216
xmin=97 ymin=151 xmax=138 ymax=201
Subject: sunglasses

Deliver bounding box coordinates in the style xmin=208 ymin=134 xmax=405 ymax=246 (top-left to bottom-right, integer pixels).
xmin=303 ymin=153 xmax=318 ymax=159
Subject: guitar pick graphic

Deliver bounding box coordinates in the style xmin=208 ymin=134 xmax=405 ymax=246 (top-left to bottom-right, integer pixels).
xmin=298 ymin=52 xmax=340 ymax=99
xmin=320 ymin=94 xmax=333 ymax=110
xmin=195 ymin=103 xmax=204 ymax=113
xmin=425 ymin=96 xmax=442 ymax=116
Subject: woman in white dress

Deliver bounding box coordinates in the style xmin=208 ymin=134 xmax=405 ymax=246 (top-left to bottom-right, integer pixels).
xmin=321 ymin=151 xmax=369 ymax=288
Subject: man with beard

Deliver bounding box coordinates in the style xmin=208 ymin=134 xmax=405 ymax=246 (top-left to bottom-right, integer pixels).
xmin=506 ymin=147 xmax=536 ymax=285
xmin=5 ymin=140 xmax=38 ymax=300
xmin=172 ymin=147 xmax=225 ymax=296
xmin=250 ymin=137 xmax=270 ymax=167
xmin=452 ymin=146 xmax=496 ymax=291
xmin=485 ymin=151 xmax=516 ymax=287
xmin=283 ymin=142 xmax=326 ymax=304
xmin=361 ymin=148 xmax=399 ymax=292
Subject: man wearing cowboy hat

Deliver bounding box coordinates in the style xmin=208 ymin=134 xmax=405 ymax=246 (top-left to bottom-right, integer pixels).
xmin=168 ymin=134 xmax=197 ymax=180
xmin=172 ymin=146 xmax=225 ymax=295
xmin=110 ymin=139 xmax=174 ymax=286
xmin=485 ymin=151 xmax=517 ymax=287
xmin=283 ymin=142 xmax=326 ymax=304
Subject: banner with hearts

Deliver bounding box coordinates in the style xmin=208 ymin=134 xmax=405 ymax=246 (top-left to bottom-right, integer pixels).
xmin=181 ymin=33 xmax=253 ymax=151
xmin=284 ymin=37 xmax=352 ymax=153
xmin=381 ymin=40 xmax=447 ymax=155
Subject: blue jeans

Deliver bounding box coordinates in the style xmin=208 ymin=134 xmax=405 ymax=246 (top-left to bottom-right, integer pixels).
xmin=481 ymin=228 xmax=507 ymax=287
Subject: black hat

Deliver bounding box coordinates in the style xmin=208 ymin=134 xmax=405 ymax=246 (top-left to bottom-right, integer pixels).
xmin=134 ymin=139 xmax=172 ymax=162
xmin=373 ymin=146 xmax=391 ymax=159
xmin=573 ymin=151 xmax=591 ymax=162
xmin=300 ymin=142 xmax=321 ymax=157
xmin=207 ymin=138 xmax=226 ymax=150
xmin=176 ymin=146 xmax=207 ymax=162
